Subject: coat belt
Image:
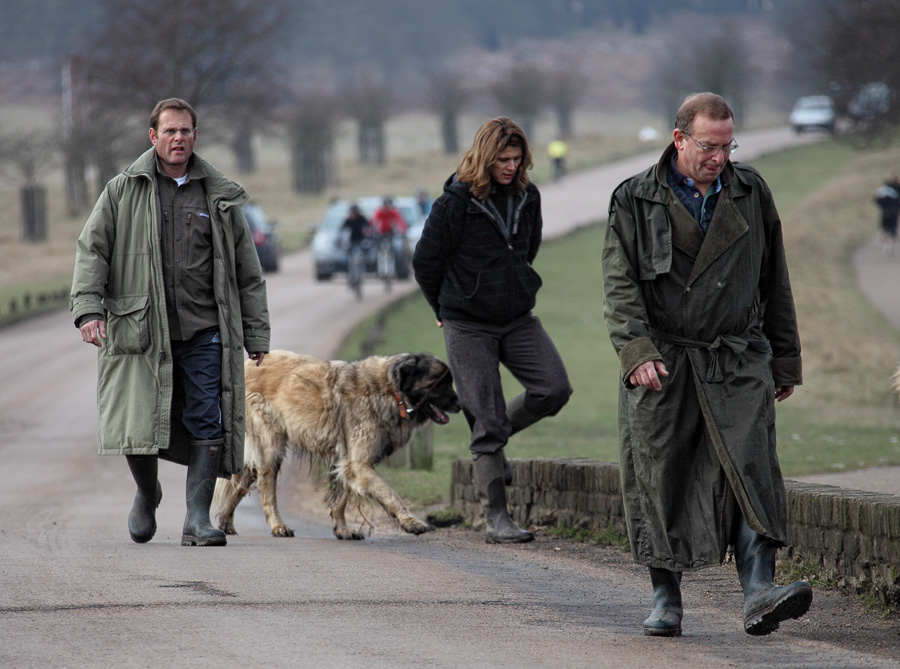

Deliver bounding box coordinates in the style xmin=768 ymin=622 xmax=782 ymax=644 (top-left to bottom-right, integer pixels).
xmin=649 ymin=327 xmax=771 ymax=383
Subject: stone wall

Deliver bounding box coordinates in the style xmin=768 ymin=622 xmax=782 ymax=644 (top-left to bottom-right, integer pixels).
xmin=450 ymin=458 xmax=900 ymax=607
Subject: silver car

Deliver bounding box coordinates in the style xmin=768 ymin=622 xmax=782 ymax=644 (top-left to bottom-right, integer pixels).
xmin=789 ymin=96 xmax=836 ymax=134
xmin=312 ymin=196 xmax=424 ymax=281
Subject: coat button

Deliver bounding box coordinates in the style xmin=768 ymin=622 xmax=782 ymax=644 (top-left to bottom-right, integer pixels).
xmin=685 ymin=286 xmax=691 ymax=293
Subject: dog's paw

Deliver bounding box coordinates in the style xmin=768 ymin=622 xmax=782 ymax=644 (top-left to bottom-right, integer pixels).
xmin=401 ymin=517 xmax=434 ymax=535
xmin=271 ymin=526 xmax=295 ymax=538
xmin=219 ymin=520 xmax=238 ymax=535
xmin=334 ymin=529 xmax=366 ymax=540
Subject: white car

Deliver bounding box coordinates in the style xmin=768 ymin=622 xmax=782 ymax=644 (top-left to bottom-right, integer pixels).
xmin=311 ymin=196 xmax=424 ymax=281
xmin=789 ymin=96 xmax=836 ymax=134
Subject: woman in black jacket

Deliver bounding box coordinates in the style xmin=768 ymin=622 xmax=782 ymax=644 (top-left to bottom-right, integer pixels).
xmin=413 ymin=117 xmax=571 ymax=543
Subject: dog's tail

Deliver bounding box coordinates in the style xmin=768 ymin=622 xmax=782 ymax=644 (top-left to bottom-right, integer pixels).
xmin=211 ymin=475 xmax=238 ymax=515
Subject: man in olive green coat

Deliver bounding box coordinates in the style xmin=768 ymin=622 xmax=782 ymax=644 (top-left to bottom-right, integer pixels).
xmin=71 ymin=98 xmax=270 ymax=547
xmin=602 ymin=93 xmax=811 ymax=637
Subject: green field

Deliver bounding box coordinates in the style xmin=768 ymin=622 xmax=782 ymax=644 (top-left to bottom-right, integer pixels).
xmin=337 ymin=138 xmax=900 ymax=507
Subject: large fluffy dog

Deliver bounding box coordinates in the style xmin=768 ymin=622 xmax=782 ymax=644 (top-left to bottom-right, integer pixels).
xmin=213 ymin=350 xmax=460 ymax=540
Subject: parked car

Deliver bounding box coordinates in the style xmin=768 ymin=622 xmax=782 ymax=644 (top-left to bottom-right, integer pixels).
xmin=849 ymin=82 xmax=890 ymax=124
xmin=789 ymin=96 xmax=836 ymax=134
xmin=242 ymin=202 xmax=279 ymax=273
xmin=311 ymin=196 xmax=424 ymax=281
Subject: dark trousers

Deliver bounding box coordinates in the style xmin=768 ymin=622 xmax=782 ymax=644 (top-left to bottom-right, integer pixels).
xmin=171 ymin=329 xmax=223 ymax=441
xmin=443 ymin=314 xmax=572 ymax=456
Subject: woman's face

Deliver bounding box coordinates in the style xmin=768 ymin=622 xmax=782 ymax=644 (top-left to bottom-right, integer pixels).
xmin=489 ymin=145 xmax=523 ymax=185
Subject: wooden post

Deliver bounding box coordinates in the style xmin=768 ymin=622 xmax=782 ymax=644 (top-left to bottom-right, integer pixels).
xmin=384 ymin=423 xmax=434 ymax=470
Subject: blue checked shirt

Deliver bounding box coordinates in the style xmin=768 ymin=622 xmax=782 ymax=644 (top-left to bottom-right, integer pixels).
xmin=667 ymin=153 xmax=722 ymax=234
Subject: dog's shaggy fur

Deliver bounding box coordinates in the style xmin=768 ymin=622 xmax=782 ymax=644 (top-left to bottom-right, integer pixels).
xmin=213 ymin=350 xmax=460 ymax=540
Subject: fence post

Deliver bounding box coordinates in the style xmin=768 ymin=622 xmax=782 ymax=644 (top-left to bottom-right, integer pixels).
xmin=384 ymin=423 xmax=434 ymax=470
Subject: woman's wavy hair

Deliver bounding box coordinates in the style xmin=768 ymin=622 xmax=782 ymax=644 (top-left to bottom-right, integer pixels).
xmin=456 ymin=117 xmax=533 ymax=200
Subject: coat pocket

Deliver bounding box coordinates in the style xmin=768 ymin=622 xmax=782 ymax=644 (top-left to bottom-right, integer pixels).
xmin=105 ymin=295 xmax=151 ymax=355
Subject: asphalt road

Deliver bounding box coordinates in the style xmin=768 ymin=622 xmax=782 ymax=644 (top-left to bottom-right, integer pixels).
xmin=3 ymin=128 xmax=898 ymax=668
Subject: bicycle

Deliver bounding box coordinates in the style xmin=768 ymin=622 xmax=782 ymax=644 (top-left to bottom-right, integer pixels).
xmin=376 ymin=234 xmax=396 ymax=293
xmin=347 ymin=242 xmax=366 ymax=300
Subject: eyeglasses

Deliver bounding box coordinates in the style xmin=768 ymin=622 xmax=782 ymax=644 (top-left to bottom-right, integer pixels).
xmin=158 ymin=128 xmax=195 ymax=138
xmin=682 ymin=131 xmax=738 ymax=155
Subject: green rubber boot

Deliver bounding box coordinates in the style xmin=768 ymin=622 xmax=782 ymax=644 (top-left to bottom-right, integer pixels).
xmin=126 ymin=454 xmax=162 ymax=544
xmin=642 ymin=567 xmax=683 ymax=637
xmin=734 ymin=517 xmax=812 ymax=635
xmin=181 ymin=439 xmax=227 ymax=547
xmin=473 ymin=451 xmax=533 ymax=544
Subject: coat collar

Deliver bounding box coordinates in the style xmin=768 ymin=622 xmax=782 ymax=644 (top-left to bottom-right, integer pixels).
xmin=123 ymin=148 xmax=248 ymax=208
xmin=646 ymin=143 xmax=754 ymax=286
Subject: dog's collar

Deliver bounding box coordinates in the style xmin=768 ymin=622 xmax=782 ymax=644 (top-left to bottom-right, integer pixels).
xmin=394 ymin=392 xmax=409 ymax=419
xmin=394 ymin=367 xmax=451 ymax=421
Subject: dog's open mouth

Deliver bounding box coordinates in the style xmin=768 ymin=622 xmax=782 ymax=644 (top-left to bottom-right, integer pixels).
xmin=426 ymin=403 xmax=451 ymax=425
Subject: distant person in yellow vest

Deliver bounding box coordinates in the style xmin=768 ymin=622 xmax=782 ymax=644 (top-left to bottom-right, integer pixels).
xmin=548 ymin=138 xmax=568 ymax=180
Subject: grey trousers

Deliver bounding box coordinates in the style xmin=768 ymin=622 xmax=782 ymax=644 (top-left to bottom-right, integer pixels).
xmin=443 ymin=314 xmax=572 ymax=456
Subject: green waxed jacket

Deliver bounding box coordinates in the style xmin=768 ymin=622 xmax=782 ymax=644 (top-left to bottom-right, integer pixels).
xmin=70 ymin=148 xmax=270 ymax=475
xmin=602 ymin=144 xmax=802 ymax=571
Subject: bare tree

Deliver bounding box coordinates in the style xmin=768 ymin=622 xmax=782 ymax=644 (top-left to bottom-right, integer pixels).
xmin=67 ymin=0 xmax=291 ymax=193
xmin=655 ymin=20 xmax=751 ymax=128
xmin=813 ymin=0 xmax=900 ymax=131
xmin=426 ymin=69 xmax=470 ymax=155
xmin=545 ymin=58 xmax=587 ymax=139
xmin=492 ymin=63 xmax=547 ymax=140
xmin=0 ymin=131 xmax=57 ymax=241
xmin=287 ymin=93 xmax=340 ymax=194
xmin=348 ymin=72 xmax=392 ymax=166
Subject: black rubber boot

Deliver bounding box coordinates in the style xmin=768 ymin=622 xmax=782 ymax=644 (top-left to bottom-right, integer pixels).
xmin=126 ymin=455 xmax=161 ymax=544
xmin=182 ymin=439 xmax=227 ymax=547
xmin=504 ymin=395 xmax=544 ymax=485
xmin=734 ymin=516 xmax=812 ymax=635
xmin=506 ymin=393 xmax=543 ymax=438
xmin=473 ymin=451 xmax=534 ymax=544
xmin=642 ymin=567 xmax=683 ymax=637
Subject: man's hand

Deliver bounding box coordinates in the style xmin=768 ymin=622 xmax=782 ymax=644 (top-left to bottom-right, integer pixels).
xmin=80 ymin=319 xmax=106 ymax=347
xmin=248 ymin=351 xmax=266 ymax=367
xmin=775 ymin=385 xmax=794 ymax=402
xmin=629 ymin=359 xmax=668 ymax=391
xmin=435 ymin=319 xmax=443 ymax=328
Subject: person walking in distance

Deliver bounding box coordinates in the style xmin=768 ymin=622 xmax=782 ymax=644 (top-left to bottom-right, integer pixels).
xmin=413 ymin=117 xmax=572 ymax=543
xmin=874 ymin=174 xmax=900 ymax=255
xmin=602 ymin=93 xmax=811 ymax=636
xmin=70 ymin=98 xmax=270 ymax=547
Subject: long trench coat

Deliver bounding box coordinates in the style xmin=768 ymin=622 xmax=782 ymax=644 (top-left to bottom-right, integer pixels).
xmin=602 ymin=145 xmax=802 ymax=571
xmin=70 ymin=148 xmax=270 ymax=476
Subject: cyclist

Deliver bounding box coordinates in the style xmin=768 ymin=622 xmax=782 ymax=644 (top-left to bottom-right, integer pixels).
xmin=372 ymin=197 xmax=406 ymax=236
xmin=372 ymin=197 xmax=408 ymax=275
xmin=342 ymin=203 xmax=372 ymax=247
xmin=341 ymin=204 xmax=372 ymax=297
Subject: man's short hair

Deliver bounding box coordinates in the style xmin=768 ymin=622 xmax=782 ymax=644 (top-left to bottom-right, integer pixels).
xmin=675 ymin=93 xmax=734 ymax=133
xmin=150 ymin=98 xmax=197 ymax=131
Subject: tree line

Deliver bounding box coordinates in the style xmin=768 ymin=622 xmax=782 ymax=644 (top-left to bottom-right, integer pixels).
xmin=1 ymin=0 xmax=899 ymax=238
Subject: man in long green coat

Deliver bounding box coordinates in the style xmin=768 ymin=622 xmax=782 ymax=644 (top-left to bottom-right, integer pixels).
xmin=602 ymin=93 xmax=811 ymax=637
xmin=71 ymin=98 xmax=270 ymax=547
